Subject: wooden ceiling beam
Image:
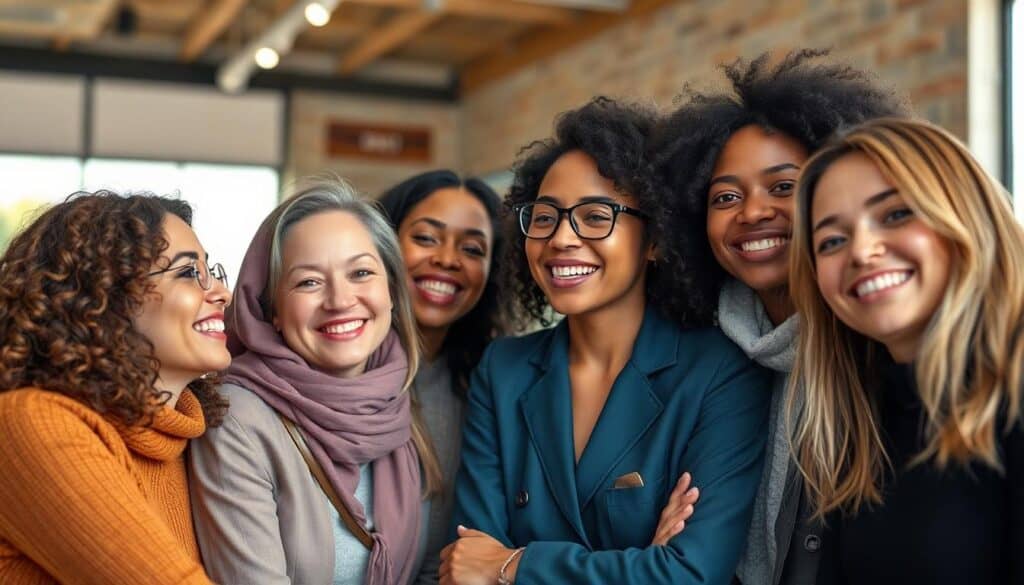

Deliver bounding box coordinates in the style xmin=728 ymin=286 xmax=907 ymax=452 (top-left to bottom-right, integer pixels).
xmin=341 ymin=0 xmax=577 ymax=24
xmin=179 ymin=0 xmax=249 ymax=62
xmin=460 ymin=0 xmax=676 ymax=93
xmin=337 ymin=9 xmax=444 ymax=75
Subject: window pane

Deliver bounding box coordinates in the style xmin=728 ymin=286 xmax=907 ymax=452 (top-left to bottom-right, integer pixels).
xmin=83 ymin=158 xmax=182 ymax=195
xmin=179 ymin=163 xmax=279 ymax=283
xmin=1013 ymin=0 xmax=1023 ymax=220
xmin=0 ymin=154 xmax=82 ymax=251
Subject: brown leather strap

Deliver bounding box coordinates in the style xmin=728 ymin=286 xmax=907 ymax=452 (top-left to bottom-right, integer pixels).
xmin=278 ymin=414 xmax=375 ymax=550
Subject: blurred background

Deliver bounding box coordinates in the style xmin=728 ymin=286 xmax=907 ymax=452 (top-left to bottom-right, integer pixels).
xmin=0 ymin=0 xmax=1018 ymax=277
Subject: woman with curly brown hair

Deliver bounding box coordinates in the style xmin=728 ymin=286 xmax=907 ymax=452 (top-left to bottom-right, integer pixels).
xmin=0 ymin=191 xmax=231 ymax=585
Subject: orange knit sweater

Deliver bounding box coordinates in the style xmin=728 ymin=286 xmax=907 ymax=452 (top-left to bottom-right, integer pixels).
xmin=0 ymin=388 xmax=214 ymax=585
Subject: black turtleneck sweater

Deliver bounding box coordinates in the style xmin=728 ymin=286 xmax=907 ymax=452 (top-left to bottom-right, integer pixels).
xmin=817 ymin=360 xmax=1023 ymax=584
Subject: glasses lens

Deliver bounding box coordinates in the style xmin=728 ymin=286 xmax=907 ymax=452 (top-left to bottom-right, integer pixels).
xmin=210 ymin=263 xmax=229 ymax=289
xmin=571 ymin=202 xmax=616 ymax=239
xmin=520 ymin=203 xmax=560 ymax=239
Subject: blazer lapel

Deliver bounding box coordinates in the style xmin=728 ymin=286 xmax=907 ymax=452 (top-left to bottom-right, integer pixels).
xmin=575 ymin=307 xmax=678 ymax=509
xmin=519 ymin=322 xmax=591 ymax=546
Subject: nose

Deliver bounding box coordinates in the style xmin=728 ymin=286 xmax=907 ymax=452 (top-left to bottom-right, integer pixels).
xmin=548 ymin=213 xmax=581 ymax=249
xmin=736 ymin=190 xmax=776 ymax=225
xmin=849 ymin=225 xmax=885 ymax=267
xmin=206 ymin=278 xmax=231 ymax=307
xmin=323 ymin=279 xmax=358 ymax=312
xmin=431 ymin=239 xmax=462 ymax=270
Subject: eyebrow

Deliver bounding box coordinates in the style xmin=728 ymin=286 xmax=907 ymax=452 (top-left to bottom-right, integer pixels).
xmin=410 ymin=217 xmax=488 ymax=239
xmin=285 ymin=252 xmax=382 ymax=275
xmin=709 ymin=163 xmax=802 ymax=188
xmin=535 ymin=194 xmax=620 ymax=205
xmin=166 ymin=251 xmax=200 ymax=266
xmin=812 ymin=188 xmax=899 ymax=233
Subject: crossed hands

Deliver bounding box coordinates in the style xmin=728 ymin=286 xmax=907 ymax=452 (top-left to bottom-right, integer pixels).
xmin=438 ymin=472 xmax=700 ymax=584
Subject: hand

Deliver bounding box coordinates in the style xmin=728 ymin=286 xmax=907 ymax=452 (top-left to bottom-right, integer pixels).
xmin=439 ymin=525 xmax=519 ymax=585
xmin=650 ymin=471 xmax=700 ymax=546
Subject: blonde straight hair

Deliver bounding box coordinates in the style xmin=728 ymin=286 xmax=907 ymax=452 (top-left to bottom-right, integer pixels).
xmin=788 ymin=117 xmax=1024 ymax=518
xmin=264 ymin=178 xmax=442 ymax=497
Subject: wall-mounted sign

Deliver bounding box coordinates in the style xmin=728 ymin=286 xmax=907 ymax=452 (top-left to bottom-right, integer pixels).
xmin=326 ymin=120 xmax=432 ymax=163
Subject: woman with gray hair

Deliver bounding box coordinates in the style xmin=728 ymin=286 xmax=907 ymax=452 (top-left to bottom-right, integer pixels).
xmin=189 ymin=179 xmax=440 ymax=585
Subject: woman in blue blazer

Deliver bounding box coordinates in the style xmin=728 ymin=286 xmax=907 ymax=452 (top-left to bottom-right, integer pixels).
xmin=440 ymin=97 xmax=771 ymax=585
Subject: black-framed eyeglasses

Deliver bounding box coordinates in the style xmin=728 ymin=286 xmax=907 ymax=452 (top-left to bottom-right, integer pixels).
xmin=147 ymin=259 xmax=229 ymax=291
xmin=514 ymin=201 xmax=647 ymax=240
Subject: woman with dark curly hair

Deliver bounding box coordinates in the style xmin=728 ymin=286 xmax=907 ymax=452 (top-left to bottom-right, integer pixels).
xmin=0 ymin=191 xmax=231 ymax=584
xmin=378 ymin=170 xmax=507 ymax=585
xmin=441 ymin=97 xmax=771 ymax=585
xmin=648 ymin=49 xmax=908 ymax=585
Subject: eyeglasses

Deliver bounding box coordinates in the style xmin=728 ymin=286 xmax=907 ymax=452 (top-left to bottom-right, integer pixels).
xmin=147 ymin=259 xmax=229 ymax=291
xmin=514 ymin=201 xmax=647 ymax=240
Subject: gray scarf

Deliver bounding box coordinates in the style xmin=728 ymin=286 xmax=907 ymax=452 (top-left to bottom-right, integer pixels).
xmin=719 ymin=279 xmax=798 ymax=585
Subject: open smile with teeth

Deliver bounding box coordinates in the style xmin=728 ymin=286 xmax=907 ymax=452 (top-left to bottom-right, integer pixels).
xmin=551 ymin=265 xmax=598 ymax=278
xmin=321 ymin=320 xmax=365 ymax=334
xmin=739 ymin=236 xmax=789 ymax=252
xmin=193 ymin=319 xmax=225 ymax=333
xmin=416 ymin=279 xmax=459 ymax=296
xmin=853 ymin=270 xmax=912 ymax=298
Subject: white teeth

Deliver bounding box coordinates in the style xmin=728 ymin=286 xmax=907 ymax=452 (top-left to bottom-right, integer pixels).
xmin=417 ymin=279 xmax=457 ymax=296
xmin=740 ymin=237 xmax=788 ymax=252
xmin=855 ymin=271 xmax=911 ymax=298
xmin=323 ymin=320 xmax=365 ymax=334
xmin=193 ymin=319 xmax=225 ymax=333
xmin=551 ymin=265 xmax=598 ymax=278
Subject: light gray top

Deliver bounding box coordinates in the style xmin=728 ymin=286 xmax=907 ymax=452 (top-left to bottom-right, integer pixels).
xmin=189 ymin=383 xmax=429 ymax=585
xmin=412 ymin=357 xmax=464 ymax=585
xmin=332 ymin=464 xmax=373 ymax=585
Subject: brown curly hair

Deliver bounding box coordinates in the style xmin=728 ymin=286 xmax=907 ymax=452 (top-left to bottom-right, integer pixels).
xmin=0 ymin=191 xmax=228 ymax=427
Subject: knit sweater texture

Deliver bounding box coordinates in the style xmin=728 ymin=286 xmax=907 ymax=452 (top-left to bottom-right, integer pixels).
xmin=0 ymin=387 xmax=213 ymax=585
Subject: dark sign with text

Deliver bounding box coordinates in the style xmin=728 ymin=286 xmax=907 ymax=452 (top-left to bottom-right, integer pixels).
xmin=326 ymin=120 xmax=432 ymax=163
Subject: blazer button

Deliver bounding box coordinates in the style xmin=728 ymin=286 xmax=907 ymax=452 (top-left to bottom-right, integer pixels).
xmin=803 ymin=534 xmax=821 ymax=553
xmin=515 ymin=490 xmax=529 ymax=508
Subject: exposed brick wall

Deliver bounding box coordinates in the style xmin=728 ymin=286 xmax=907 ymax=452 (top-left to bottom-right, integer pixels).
xmin=287 ymin=90 xmax=462 ymax=198
xmin=461 ymin=0 xmax=968 ymax=176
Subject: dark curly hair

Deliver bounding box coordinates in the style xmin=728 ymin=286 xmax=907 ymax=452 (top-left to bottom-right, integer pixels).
xmin=0 ymin=191 xmax=228 ymax=427
xmin=503 ymin=96 xmax=713 ymax=328
xmin=378 ymin=170 xmax=508 ymax=398
xmin=651 ymin=48 xmax=910 ymax=311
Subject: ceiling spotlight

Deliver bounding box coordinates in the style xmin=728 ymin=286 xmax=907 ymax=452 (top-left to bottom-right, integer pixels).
xmin=254 ymin=47 xmax=280 ymax=69
xmin=304 ymin=2 xmax=331 ymax=27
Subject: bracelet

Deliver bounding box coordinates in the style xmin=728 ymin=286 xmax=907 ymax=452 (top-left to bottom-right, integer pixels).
xmin=498 ymin=547 xmax=525 ymax=585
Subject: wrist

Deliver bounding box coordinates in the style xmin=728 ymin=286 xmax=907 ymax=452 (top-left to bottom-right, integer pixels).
xmin=497 ymin=546 xmax=525 ymax=585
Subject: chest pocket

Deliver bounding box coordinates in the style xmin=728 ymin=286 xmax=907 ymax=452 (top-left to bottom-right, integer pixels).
xmin=595 ymin=472 xmax=667 ymax=548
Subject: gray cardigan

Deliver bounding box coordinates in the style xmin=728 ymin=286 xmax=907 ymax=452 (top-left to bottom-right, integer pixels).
xmin=188 ymin=383 xmax=428 ymax=585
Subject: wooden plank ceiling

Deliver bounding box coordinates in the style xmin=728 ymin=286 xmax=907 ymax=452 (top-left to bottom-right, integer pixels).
xmin=0 ymin=0 xmax=676 ymax=94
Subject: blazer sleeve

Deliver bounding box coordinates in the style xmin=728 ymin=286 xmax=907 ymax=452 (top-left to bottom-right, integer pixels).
xmin=1008 ymin=419 xmax=1024 ymax=584
xmin=188 ymin=410 xmax=291 ymax=585
xmin=0 ymin=392 xmax=212 ymax=585
xmin=450 ymin=343 xmax=513 ymax=546
xmin=514 ymin=352 xmax=771 ymax=585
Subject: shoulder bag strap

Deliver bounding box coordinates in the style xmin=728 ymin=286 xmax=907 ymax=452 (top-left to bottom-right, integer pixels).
xmin=278 ymin=413 xmax=375 ymax=550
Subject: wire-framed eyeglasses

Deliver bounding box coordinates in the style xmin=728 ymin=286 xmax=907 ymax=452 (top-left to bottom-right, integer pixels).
xmin=514 ymin=201 xmax=647 ymax=240
xmin=147 ymin=259 xmax=229 ymax=291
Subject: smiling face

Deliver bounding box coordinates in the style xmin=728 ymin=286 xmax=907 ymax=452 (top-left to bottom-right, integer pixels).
xmin=810 ymin=152 xmax=952 ymax=361
xmin=397 ymin=187 xmax=493 ymax=337
xmin=706 ymin=124 xmax=808 ymax=292
xmin=524 ymin=150 xmax=652 ymax=317
xmin=273 ymin=210 xmax=393 ymax=378
xmin=132 ymin=213 xmax=232 ymax=391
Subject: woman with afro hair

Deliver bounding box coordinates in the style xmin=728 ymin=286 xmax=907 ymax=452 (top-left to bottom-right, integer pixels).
xmin=440 ymin=96 xmax=771 ymax=585
xmin=648 ymin=49 xmax=909 ymax=585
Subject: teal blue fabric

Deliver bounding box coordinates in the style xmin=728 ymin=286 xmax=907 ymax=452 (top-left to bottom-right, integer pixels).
xmin=451 ymin=307 xmax=771 ymax=585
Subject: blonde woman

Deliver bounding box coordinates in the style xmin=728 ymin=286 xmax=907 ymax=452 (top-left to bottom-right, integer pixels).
xmin=789 ymin=117 xmax=1023 ymax=584
xmin=189 ymin=180 xmax=441 ymax=585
